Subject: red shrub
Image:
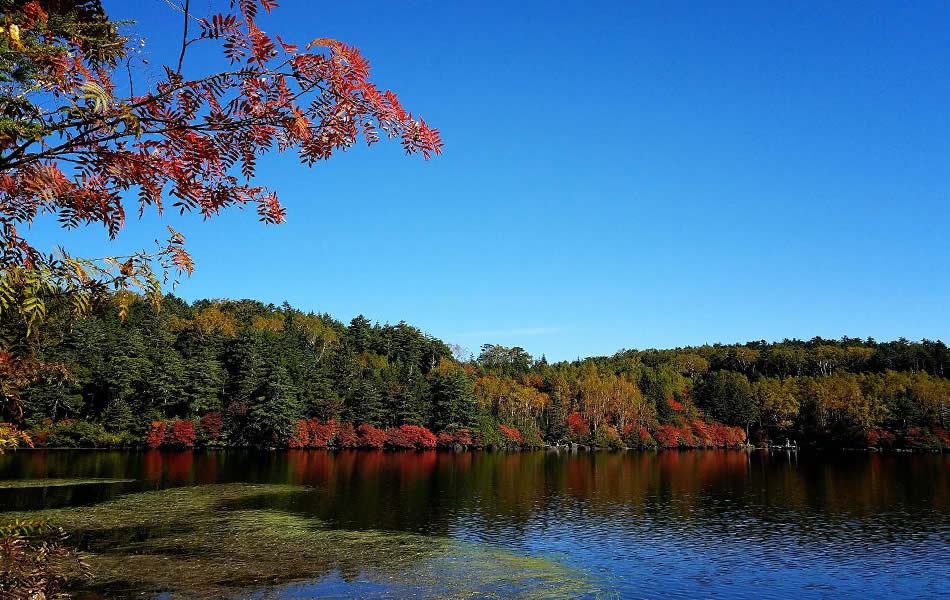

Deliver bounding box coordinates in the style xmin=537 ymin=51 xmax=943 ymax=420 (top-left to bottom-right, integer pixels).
xmin=145 ymin=421 xmax=166 ymax=449
xmin=678 ymin=426 xmax=695 ymax=447
xmin=438 ymin=428 xmax=473 ymax=448
xmin=667 ymin=397 xmax=683 ymax=412
xmin=498 ymin=424 xmax=523 ymax=444
xmin=565 ymin=412 xmax=590 ymax=439
xmin=287 ymin=420 xmax=310 ymax=448
xmin=199 ymin=412 xmax=224 ymax=441
xmin=904 ymin=427 xmax=922 ymax=448
xmin=933 ymin=427 xmax=950 ymax=447
xmin=691 ymin=420 xmax=713 ymax=447
xmin=385 ymin=426 xmax=413 ymax=449
xmin=654 ymin=425 xmax=680 ymax=448
xmin=167 ymin=420 xmax=196 ymax=448
xmin=307 ymin=418 xmax=335 ymax=448
xmin=639 ymin=426 xmax=650 ymax=442
xmin=399 ymin=425 xmax=437 ymax=449
xmin=357 ymin=424 xmax=386 ymax=448
xmin=866 ymin=429 xmax=895 ymax=448
xmin=334 ymin=422 xmax=359 ymax=448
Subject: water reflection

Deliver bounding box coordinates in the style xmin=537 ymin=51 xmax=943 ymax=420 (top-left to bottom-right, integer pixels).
xmin=0 ymin=449 xmax=948 ymax=599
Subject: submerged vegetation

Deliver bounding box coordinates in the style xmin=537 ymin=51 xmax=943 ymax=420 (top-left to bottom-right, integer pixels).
xmin=0 ymin=483 xmax=599 ymax=599
xmin=0 ymin=478 xmax=133 ymax=489
xmin=7 ymin=293 xmax=950 ymax=452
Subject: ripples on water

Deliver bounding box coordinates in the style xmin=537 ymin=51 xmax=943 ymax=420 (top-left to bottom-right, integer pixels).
xmin=0 ymin=449 xmax=948 ymax=599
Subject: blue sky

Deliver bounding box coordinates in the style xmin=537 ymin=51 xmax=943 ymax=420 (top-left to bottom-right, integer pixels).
xmin=34 ymin=1 xmax=950 ymax=361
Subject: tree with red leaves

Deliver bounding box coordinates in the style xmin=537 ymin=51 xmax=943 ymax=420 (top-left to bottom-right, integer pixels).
xmin=166 ymin=419 xmax=195 ymax=448
xmin=199 ymin=412 xmax=224 ymax=442
xmin=565 ymin=412 xmax=590 ymax=440
xmin=144 ymin=421 xmax=166 ymax=448
xmin=0 ymin=0 xmax=441 ymax=416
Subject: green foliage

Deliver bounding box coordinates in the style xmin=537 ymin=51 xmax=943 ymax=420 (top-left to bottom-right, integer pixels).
xmin=30 ymin=419 xmax=133 ymax=448
xmin=8 ymin=292 xmax=950 ymax=450
xmin=695 ymin=371 xmax=756 ymax=430
xmin=429 ymin=362 xmax=477 ymax=432
xmin=593 ymin=425 xmax=624 ymax=450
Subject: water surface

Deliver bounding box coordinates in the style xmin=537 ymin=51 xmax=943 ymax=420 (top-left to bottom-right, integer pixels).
xmin=1 ymin=449 xmax=947 ymax=599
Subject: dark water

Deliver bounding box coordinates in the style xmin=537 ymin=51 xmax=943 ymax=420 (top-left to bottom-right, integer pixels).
xmin=1 ymin=449 xmax=949 ymax=599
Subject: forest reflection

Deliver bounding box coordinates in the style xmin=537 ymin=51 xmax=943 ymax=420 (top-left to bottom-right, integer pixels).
xmin=4 ymin=449 xmax=944 ymax=541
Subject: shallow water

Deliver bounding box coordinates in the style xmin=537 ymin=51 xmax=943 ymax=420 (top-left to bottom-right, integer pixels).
xmin=1 ymin=449 xmax=948 ymax=599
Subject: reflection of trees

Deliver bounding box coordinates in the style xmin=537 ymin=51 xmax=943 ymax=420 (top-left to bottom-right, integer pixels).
xmin=0 ymin=450 xmax=947 ymax=547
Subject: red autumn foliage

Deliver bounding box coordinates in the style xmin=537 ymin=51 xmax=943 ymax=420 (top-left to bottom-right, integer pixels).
xmin=199 ymin=412 xmax=224 ymax=441
xmin=167 ymin=420 xmax=196 ymax=448
xmin=437 ymin=428 xmax=473 ymax=448
xmin=903 ymin=427 xmax=924 ymax=449
xmin=453 ymin=428 xmax=473 ymax=445
xmin=498 ymin=424 xmax=523 ymax=444
xmin=654 ymin=425 xmax=679 ymax=448
xmin=287 ymin=420 xmax=310 ymax=449
xmin=145 ymin=421 xmax=166 ymax=449
xmin=402 ymin=425 xmax=437 ymax=449
xmin=306 ymin=418 xmax=336 ymax=448
xmin=639 ymin=427 xmax=651 ymax=442
xmin=933 ymin=427 xmax=950 ymax=447
xmin=709 ymin=424 xmax=746 ymax=447
xmin=691 ymin=420 xmax=713 ymax=447
xmin=385 ymin=425 xmax=436 ymax=449
xmin=384 ymin=427 xmax=411 ymax=449
xmin=653 ymin=423 xmax=744 ymax=448
xmin=667 ymin=397 xmax=684 ymax=412
xmin=678 ymin=426 xmax=695 ymax=447
xmin=565 ymin=412 xmax=590 ymax=439
xmin=357 ymin=424 xmax=386 ymax=449
xmin=334 ymin=422 xmax=359 ymax=448
xmin=866 ymin=429 xmax=896 ymax=448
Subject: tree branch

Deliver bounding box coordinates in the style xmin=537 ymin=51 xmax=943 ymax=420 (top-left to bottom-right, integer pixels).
xmin=177 ymin=0 xmax=190 ymax=74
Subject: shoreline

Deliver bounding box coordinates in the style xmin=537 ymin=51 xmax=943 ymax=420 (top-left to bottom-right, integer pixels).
xmin=8 ymin=445 xmax=945 ymax=454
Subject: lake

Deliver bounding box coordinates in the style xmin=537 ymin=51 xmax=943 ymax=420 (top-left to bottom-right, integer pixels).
xmin=1 ymin=449 xmax=948 ymax=599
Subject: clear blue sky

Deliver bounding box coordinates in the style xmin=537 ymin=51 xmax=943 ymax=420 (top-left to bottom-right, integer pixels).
xmin=36 ymin=1 xmax=950 ymax=361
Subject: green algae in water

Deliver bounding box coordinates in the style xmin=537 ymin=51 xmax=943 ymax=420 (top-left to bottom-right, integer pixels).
xmin=1 ymin=484 xmax=601 ymax=599
xmin=0 ymin=478 xmax=135 ymax=489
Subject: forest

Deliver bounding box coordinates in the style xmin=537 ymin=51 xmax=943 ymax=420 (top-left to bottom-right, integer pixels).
xmin=10 ymin=293 xmax=950 ymax=452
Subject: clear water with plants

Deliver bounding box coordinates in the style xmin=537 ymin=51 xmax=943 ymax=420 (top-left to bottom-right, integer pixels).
xmin=1 ymin=449 xmax=948 ymax=599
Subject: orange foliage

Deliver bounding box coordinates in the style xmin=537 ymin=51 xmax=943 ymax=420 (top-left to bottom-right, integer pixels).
xmin=498 ymin=424 xmax=523 ymax=444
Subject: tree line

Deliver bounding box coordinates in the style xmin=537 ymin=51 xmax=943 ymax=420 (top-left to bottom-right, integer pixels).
xmin=11 ymin=293 xmax=950 ymax=451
